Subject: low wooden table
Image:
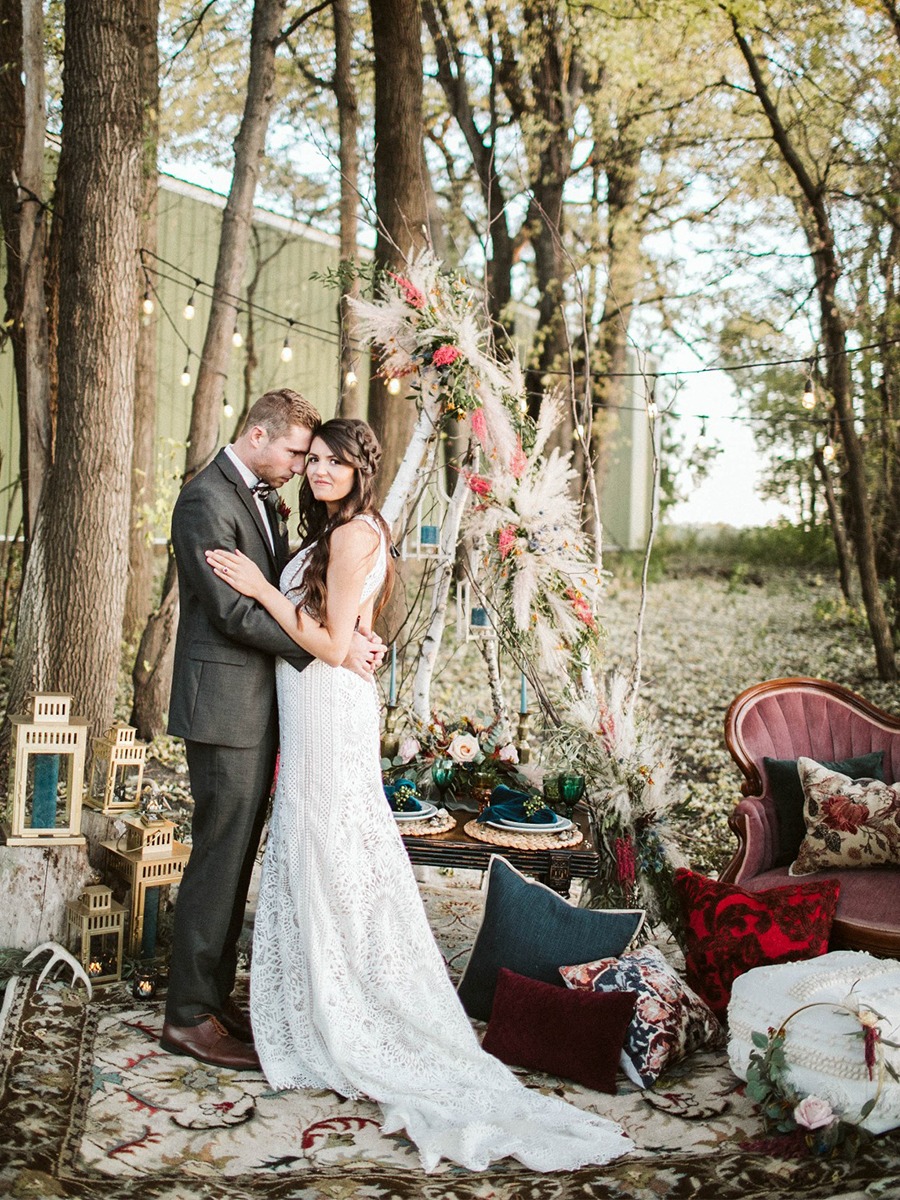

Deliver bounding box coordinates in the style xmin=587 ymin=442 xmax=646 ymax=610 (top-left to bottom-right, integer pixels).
xmin=400 ymin=808 xmax=599 ymax=897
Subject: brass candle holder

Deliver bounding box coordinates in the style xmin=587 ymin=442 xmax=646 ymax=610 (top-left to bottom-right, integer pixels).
xmin=516 ymin=709 xmax=531 ymax=765
xmin=381 ymin=702 xmax=401 ymax=762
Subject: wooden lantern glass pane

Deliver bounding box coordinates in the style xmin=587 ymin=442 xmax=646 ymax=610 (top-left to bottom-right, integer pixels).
xmin=24 ymin=753 xmax=72 ymax=829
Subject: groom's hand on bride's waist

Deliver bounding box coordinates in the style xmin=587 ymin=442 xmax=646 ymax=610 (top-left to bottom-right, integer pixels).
xmin=342 ymin=628 xmax=386 ymax=679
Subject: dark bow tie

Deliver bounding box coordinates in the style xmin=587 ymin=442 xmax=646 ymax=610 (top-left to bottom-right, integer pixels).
xmin=250 ymin=481 xmax=274 ymax=500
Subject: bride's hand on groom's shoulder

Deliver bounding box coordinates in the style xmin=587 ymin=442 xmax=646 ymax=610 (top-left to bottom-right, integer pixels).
xmin=206 ymin=547 xmax=265 ymax=600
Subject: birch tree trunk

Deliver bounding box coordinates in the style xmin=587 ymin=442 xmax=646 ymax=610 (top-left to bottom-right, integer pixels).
xmin=130 ymin=0 xmax=288 ymax=737
xmin=8 ymin=0 xmax=143 ymax=733
xmin=411 ymin=461 xmax=471 ymax=717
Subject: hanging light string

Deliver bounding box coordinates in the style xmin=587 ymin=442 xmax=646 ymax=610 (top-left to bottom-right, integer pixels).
xmin=137 ymin=248 xmax=896 ymax=430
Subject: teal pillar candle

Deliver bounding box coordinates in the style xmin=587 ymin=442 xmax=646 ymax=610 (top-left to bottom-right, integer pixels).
xmin=141 ymin=886 xmax=160 ymax=958
xmin=32 ymin=754 xmax=60 ymax=828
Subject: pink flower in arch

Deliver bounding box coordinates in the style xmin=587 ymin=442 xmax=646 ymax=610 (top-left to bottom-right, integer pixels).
xmin=466 ymin=473 xmax=492 ymax=497
xmin=498 ymin=525 xmax=518 ymax=559
xmin=388 ymin=271 xmax=426 ymax=310
xmin=470 ymin=407 xmax=488 ymax=448
xmin=432 ymin=343 xmax=461 ymax=367
xmin=510 ymin=440 xmax=528 ymax=479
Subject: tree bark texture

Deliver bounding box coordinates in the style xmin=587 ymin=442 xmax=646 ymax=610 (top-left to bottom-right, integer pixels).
xmin=0 ymin=0 xmax=53 ymax=545
xmin=124 ymin=0 xmax=161 ymax=644
xmin=332 ymin=0 xmax=363 ymax=418
xmin=367 ymin=0 xmax=428 ymax=506
xmin=732 ymin=17 xmax=896 ymax=680
xmin=130 ymin=0 xmax=287 ymax=737
xmin=8 ymin=0 xmax=144 ymax=733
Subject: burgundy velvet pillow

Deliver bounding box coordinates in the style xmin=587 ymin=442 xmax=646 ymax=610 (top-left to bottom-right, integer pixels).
xmin=672 ymin=869 xmax=840 ymax=1020
xmin=481 ymin=967 xmax=637 ymax=1093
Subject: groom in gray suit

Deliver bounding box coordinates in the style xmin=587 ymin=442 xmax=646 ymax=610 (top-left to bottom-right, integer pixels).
xmin=160 ymin=388 xmax=383 ymax=1070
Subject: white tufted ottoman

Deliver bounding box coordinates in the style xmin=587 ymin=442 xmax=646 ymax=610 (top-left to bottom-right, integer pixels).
xmin=727 ymin=951 xmax=900 ymax=1134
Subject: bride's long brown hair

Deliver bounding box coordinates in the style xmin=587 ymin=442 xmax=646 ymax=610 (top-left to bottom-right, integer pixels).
xmin=290 ymin=419 xmax=394 ymax=627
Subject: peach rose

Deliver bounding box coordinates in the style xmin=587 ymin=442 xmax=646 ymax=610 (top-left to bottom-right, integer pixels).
xmin=448 ymin=733 xmax=480 ymax=763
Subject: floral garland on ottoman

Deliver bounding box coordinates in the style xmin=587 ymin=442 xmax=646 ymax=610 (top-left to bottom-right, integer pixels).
xmin=745 ymin=996 xmax=900 ymax=1156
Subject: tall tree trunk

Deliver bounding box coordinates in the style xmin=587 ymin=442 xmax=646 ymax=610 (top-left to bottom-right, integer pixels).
xmin=423 ymin=0 xmax=514 ymax=329
xmin=0 ymin=0 xmax=52 ymax=547
xmin=333 ymin=0 xmax=363 ymax=418
xmin=130 ymin=0 xmax=288 ymax=738
xmin=732 ymin=18 xmax=896 ymax=680
xmin=367 ymin=0 xmax=428 ymax=504
xmin=124 ymin=0 xmax=161 ymax=644
xmin=8 ymin=0 xmax=143 ymax=733
xmin=814 ymin=448 xmax=855 ymax=606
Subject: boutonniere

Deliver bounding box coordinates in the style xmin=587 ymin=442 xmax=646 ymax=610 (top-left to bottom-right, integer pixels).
xmin=276 ymin=497 xmax=291 ymax=524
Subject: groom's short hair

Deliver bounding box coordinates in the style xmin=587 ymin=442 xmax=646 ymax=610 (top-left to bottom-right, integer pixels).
xmin=247 ymin=389 xmax=320 ymax=438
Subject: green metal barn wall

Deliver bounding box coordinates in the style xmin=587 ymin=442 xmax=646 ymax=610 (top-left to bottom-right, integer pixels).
xmin=0 ymin=174 xmax=653 ymax=549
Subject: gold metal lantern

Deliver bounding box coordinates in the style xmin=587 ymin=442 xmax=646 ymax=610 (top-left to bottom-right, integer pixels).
xmin=3 ymin=694 xmax=88 ymax=846
xmin=102 ymin=815 xmax=190 ymax=956
xmin=85 ymin=722 xmax=147 ymax=815
xmin=66 ymin=883 xmax=125 ymax=984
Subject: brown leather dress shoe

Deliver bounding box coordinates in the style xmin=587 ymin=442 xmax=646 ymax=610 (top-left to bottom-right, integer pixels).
xmin=160 ymin=1016 xmax=261 ymax=1071
xmin=219 ymin=996 xmax=254 ymax=1043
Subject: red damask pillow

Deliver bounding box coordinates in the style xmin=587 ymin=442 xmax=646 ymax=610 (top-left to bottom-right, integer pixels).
xmin=672 ymin=869 xmax=840 ymax=1020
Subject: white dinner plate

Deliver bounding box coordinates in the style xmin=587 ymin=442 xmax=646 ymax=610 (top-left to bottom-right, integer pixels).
xmin=486 ymin=814 xmax=573 ymax=834
xmin=393 ymin=801 xmax=438 ymax=822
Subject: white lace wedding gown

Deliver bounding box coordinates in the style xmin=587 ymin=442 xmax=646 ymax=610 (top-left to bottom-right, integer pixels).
xmin=250 ymin=517 xmax=633 ymax=1173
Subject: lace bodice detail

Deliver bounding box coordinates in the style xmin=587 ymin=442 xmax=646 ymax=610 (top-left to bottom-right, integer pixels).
xmin=280 ymin=513 xmax=386 ymax=606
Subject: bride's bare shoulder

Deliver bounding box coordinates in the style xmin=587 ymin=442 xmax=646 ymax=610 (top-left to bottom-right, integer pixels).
xmin=330 ymin=516 xmax=381 ymax=563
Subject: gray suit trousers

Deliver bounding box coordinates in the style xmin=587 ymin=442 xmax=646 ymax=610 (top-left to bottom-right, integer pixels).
xmin=164 ymin=713 xmax=278 ymax=1026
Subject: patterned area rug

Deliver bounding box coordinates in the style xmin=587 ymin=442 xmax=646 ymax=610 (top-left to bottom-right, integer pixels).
xmin=2 ymin=882 xmax=900 ymax=1199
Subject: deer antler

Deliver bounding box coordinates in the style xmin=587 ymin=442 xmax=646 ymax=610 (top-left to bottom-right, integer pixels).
xmin=22 ymin=941 xmax=93 ymax=999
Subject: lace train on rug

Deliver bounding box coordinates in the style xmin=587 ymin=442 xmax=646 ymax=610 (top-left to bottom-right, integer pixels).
xmin=2 ymin=883 xmax=900 ymax=1199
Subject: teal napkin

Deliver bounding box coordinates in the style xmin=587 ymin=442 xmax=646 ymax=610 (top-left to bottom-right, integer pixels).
xmin=384 ymin=778 xmax=423 ymax=812
xmin=476 ymin=784 xmax=557 ymax=825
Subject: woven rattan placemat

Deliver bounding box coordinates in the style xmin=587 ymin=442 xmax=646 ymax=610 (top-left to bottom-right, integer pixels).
xmin=462 ymin=819 xmax=584 ymax=850
xmin=395 ymin=808 xmax=457 ymax=837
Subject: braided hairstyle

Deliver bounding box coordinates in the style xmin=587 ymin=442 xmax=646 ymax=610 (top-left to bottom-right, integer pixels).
xmin=291 ymin=418 xmax=394 ymax=626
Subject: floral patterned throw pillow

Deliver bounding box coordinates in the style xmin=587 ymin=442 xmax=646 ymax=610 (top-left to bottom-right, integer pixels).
xmin=790 ymin=757 xmax=900 ymax=876
xmin=559 ymin=945 xmax=724 ymax=1088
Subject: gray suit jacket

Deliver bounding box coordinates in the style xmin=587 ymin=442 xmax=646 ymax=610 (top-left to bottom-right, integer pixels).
xmin=167 ymin=449 xmax=311 ymax=747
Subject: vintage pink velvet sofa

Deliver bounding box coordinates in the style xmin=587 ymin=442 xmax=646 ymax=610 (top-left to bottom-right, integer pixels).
xmin=720 ymin=676 xmax=900 ymax=957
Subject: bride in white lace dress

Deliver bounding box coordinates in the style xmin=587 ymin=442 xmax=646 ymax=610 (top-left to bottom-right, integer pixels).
xmin=207 ymin=418 xmax=632 ymax=1173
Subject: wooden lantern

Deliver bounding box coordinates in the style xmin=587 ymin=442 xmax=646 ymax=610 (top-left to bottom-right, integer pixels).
xmin=66 ymin=883 xmax=125 ymax=984
xmin=102 ymin=815 xmax=190 ymax=956
xmin=4 ymin=693 xmax=88 ymax=846
xmin=85 ymin=722 xmax=147 ymax=814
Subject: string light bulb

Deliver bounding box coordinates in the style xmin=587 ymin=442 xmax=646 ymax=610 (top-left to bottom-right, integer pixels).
xmin=699 ymin=416 xmax=709 ymax=441
xmin=183 ymin=291 xmax=196 ymax=320
xmin=280 ymin=337 xmax=293 ymax=363
xmin=802 ymin=378 xmax=816 ymax=410
xmin=179 ymin=362 xmax=191 ymax=387
xmin=141 ymin=291 xmax=154 ymax=316
xmin=387 ymin=376 xmax=401 ymax=395
xmin=223 ymin=402 xmax=234 ymax=418
xmin=232 ymin=326 xmax=243 ymax=348
xmin=822 ymin=441 xmax=836 ymax=464
xmin=345 ymin=369 xmax=358 ymax=388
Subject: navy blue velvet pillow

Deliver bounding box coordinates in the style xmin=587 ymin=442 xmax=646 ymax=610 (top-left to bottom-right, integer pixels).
xmin=764 ymin=751 xmax=885 ymax=866
xmin=456 ymin=855 xmax=644 ymax=1021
